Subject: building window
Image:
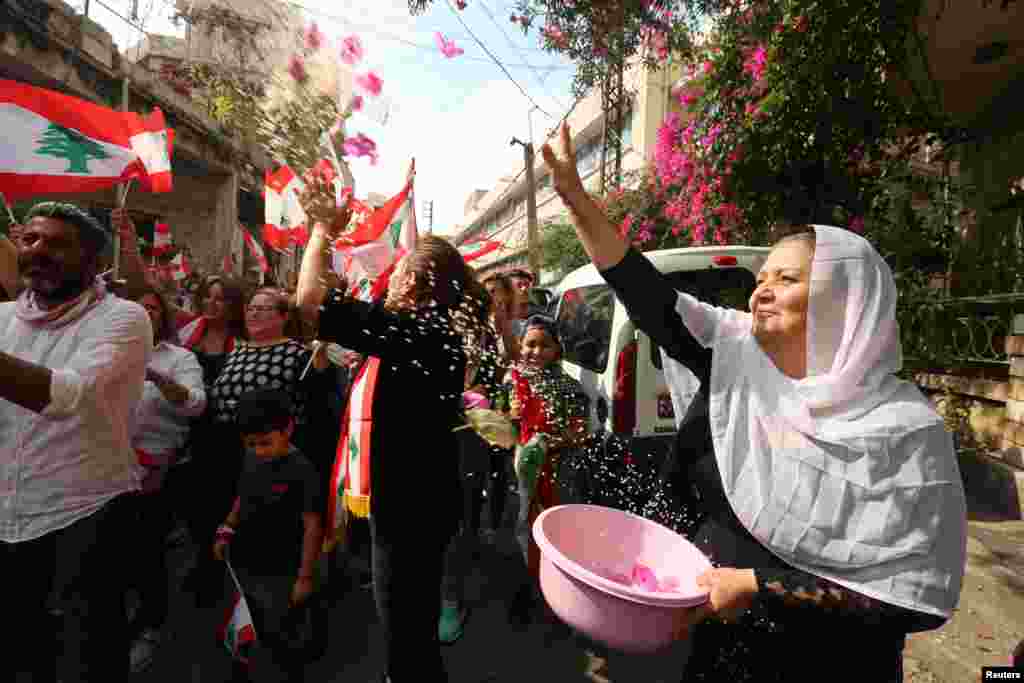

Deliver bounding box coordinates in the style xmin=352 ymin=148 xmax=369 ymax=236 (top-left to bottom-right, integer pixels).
xmin=621 ymin=111 xmax=633 ymax=148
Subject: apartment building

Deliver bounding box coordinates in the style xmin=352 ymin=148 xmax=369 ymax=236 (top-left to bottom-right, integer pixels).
xmin=453 ymin=60 xmax=682 ymax=285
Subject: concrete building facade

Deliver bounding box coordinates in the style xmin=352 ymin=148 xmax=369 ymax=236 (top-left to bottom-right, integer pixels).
xmin=452 ymin=61 xmax=681 ymax=286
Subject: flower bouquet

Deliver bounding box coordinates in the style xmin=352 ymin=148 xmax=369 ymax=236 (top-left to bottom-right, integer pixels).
xmin=455 ymin=408 xmax=518 ymax=450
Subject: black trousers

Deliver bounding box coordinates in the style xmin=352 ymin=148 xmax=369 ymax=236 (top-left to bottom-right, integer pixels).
xmin=125 ymin=489 xmax=175 ymax=634
xmin=370 ymin=518 xmax=453 ymax=682
xmin=173 ymin=422 xmax=243 ymax=594
xmin=1 ymin=495 xmax=132 ymax=682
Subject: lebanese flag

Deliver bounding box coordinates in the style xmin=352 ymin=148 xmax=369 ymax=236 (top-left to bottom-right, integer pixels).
xmin=239 ymin=225 xmax=269 ymax=273
xmin=152 ymin=222 xmax=172 ymax=256
xmin=289 ymin=224 xmax=310 ymax=247
xmin=0 ymin=79 xmax=174 ymax=200
xmin=458 ymin=239 xmax=502 ymax=263
xmin=170 ymin=251 xmax=190 ymax=280
xmin=218 ymin=559 xmax=257 ymax=664
xmin=335 ymin=181 xmax=413 ymax=249
xmin=264 ymin=165 xmax=306 ymax=245
xmin=262 ymin=223 xmax=290 ymax=253
xmin=343 ymin=183 xmax=417 ymax=298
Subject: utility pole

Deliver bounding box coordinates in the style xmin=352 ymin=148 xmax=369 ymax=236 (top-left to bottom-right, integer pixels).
xmin=511 ymin=136 xmax=540 ymax=284
xmin=422 ymin=200 xmax=434 ymax=234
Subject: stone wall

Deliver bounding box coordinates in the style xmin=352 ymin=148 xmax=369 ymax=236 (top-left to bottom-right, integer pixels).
xmin=915 ymin=314 xmax=1024 ymax=518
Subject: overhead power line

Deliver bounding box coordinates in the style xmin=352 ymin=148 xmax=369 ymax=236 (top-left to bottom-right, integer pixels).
xmin=475 ymin=0 xmax=567 ymax=113
xmin=442 ymin=0 xmax=551 ymax=118
xmin=287 ymin=1 xmax=571 ymax=71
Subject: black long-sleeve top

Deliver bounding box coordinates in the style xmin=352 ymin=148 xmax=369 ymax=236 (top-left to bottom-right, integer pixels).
xmin=600 ymin=248 xmax=945 ymax=633
xmin=317 ymin=290 xmax=465 ymax=539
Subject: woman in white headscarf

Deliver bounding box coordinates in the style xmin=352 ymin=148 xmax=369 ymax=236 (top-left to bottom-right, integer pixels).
xmin=542 ymin=123 xmax=967 ymax=681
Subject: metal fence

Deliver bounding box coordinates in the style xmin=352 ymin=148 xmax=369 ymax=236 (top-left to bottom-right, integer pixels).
xmin=899 ymin=293 xmax=1024 ymax=368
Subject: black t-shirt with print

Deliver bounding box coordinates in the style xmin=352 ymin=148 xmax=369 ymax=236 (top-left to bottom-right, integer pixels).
xmin=230 ymin=447 xmax=322 ymax=576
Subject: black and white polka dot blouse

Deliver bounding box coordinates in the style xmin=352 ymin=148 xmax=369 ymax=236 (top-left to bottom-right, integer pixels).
xmin=208 ymin=340 xmax=312 ymax=426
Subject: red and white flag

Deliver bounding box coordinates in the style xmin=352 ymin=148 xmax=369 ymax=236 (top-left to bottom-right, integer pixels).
xmin=0 ymin=79 xmax=174 ymax=200
xmin=458 ymin=239 xmax=502 ymax=263
xmin=152 ymin=222 xmax=172 ymax=257
xmin=339 ymin=181 xmax=416 ymax=300
xmin=170 ymin=251 xmax=190 ymax=281
xmin=239 ymin=224 xmax=269 ymax=273
xmin=217 ymin=558 xmax=257 ymax=664
xmin=264 ymin=165 xmax=305 ymax=250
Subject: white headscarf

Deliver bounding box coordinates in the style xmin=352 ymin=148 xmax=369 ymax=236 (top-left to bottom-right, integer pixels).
xmin=662 ymin=225 xmax=966 ymax=618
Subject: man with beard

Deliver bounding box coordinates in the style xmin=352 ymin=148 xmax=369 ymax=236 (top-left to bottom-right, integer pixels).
xmin=0 ymin=202 xmax=152 ymax=681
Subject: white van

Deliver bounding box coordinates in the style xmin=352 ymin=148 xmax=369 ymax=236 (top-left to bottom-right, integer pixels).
xmin=553 ymin=246 xmax=770 ymax=465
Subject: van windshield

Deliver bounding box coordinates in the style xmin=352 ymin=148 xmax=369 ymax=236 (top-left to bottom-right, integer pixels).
xmin=556 ymin=284 xmax=615 ymax=373
xmin=651 ymin=267 xmax=756 ymax=370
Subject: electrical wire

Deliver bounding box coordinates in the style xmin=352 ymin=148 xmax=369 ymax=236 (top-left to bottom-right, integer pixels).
xmin=286 ymin=1 xmax=570 ymax=71
xmin=442 ymin=0 xmax=550 ymax=117
xmin=457 ymin=91 xmax=588 ymax=247
xmin=475 ymin=0 xmax=567 ymax=112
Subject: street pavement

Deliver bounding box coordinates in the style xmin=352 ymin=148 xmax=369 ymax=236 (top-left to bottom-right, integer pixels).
xmin=126 ymin=494 xmax=1023 ymax=683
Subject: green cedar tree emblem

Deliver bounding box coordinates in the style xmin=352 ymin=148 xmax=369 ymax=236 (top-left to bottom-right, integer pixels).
xmin=35 ymin=123 xmax=111 ymax=174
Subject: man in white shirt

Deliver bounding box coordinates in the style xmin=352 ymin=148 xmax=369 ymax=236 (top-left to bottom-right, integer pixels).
xmin=0 ymin=202 xmax=152 ymax=681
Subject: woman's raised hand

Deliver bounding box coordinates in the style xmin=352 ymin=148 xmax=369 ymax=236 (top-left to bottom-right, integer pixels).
xmin=298 ymin=166 xmax=352 ymax=239
xmin=541 ymin=122 xmax=585 ymax=199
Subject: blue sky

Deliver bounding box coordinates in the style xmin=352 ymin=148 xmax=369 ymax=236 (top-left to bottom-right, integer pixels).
xmin=85 ymin=0 xmax=578 ymax=237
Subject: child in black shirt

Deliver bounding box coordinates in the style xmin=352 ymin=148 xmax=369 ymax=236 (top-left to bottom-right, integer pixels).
xmin=214 ymin=389 xmax=323 ymax=683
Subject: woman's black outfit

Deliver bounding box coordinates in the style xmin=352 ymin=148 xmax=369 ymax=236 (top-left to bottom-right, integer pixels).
xmin=317 ymin=290 xmax=464 ymax=682
xmin=602 ymin=249 xmax=945 ymax=682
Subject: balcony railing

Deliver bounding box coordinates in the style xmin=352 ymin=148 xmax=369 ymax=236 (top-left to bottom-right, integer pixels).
xmin=899 ymin=293 xmax=1024 ymax=368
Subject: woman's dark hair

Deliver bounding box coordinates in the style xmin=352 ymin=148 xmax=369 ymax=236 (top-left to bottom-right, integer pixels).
xmin=235 ymin=389 xmax=294 ymax=435
xmin=401 ymin=235 xmax=494 ymax=366
xmin=195 ymin=275 xmax=247 ymax=340
xmin=133 ymin=285 xmax=175 ymax=343
xmin=481 ymin=272 xmax=514 ymax=297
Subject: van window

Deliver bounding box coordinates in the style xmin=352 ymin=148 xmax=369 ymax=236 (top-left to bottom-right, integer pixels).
xmin=651 ymin=268 xmax=757 ymax=370
xmin=557 ymin=284 xmax=614 ymax=373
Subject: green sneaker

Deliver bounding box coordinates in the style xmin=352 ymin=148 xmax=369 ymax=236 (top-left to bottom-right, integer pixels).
xmin=438 ymin=601 xmax=466 ymax=645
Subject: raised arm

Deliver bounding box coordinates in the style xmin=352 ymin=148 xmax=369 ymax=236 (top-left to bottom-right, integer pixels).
xmin=316 ymin=289 xmax=461 ymax=372
xmin=540 ymin=123 xmax=627 ymax=271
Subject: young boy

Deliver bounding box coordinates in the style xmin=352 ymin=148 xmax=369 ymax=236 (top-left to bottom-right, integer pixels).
xmin=214 ymin=389 xmax=323 ymax=683
xmin=505 ymin=315 xmax=589 ymax=622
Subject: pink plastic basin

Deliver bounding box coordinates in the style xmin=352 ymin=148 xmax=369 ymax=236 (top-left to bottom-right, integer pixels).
xmin=532 ymin=504 xmax=711 ymax=653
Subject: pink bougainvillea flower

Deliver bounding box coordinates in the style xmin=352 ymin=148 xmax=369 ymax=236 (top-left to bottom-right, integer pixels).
xmin=793 ymin=15 xmax=809 ymax=33
xmin=287 ymin=54 xmax=308 ymax=83
xmin=355 ymin=71 xmax=383 ymax=97
xmin=631 ymin=563 xmax=659 ymax=592
xmin=849 ymin=216 xmax=865 ymax=233
xmin=434 ymin=32 xmax=465 ymax=59
xmin=339 ymin=35 xmax=364 ymax=65
xmin=303 ymin=22 xmax=324 ymax=51
xmin=543 ymin=24 xmax=569 ymax=50
xmin=743 ymin=45 xmax=768 ymax=82
xmin=342 ymin=133 xmax=379 ymax=165
xmin=702 ymin=60 xmax=714 ymax=75
xmin=350 ymin=95 xmax=364 ymax=112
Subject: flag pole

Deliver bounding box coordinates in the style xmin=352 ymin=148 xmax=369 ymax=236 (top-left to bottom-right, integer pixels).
xmin=113 ymin=76 xmax=131 ymax=284
xmin=113 ymin=179 xmax=133 ymax=282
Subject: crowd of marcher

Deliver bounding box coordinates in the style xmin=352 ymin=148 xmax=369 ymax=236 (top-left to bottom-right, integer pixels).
xmin=0 ymin=121 xmax=1019 ymax=683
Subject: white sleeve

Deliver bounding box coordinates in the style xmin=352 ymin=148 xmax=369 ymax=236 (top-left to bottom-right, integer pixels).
xmin=42 ymin=303 xmax=153 ymax=420
xmin=673 ymin=292 xmax=752 ymax=348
